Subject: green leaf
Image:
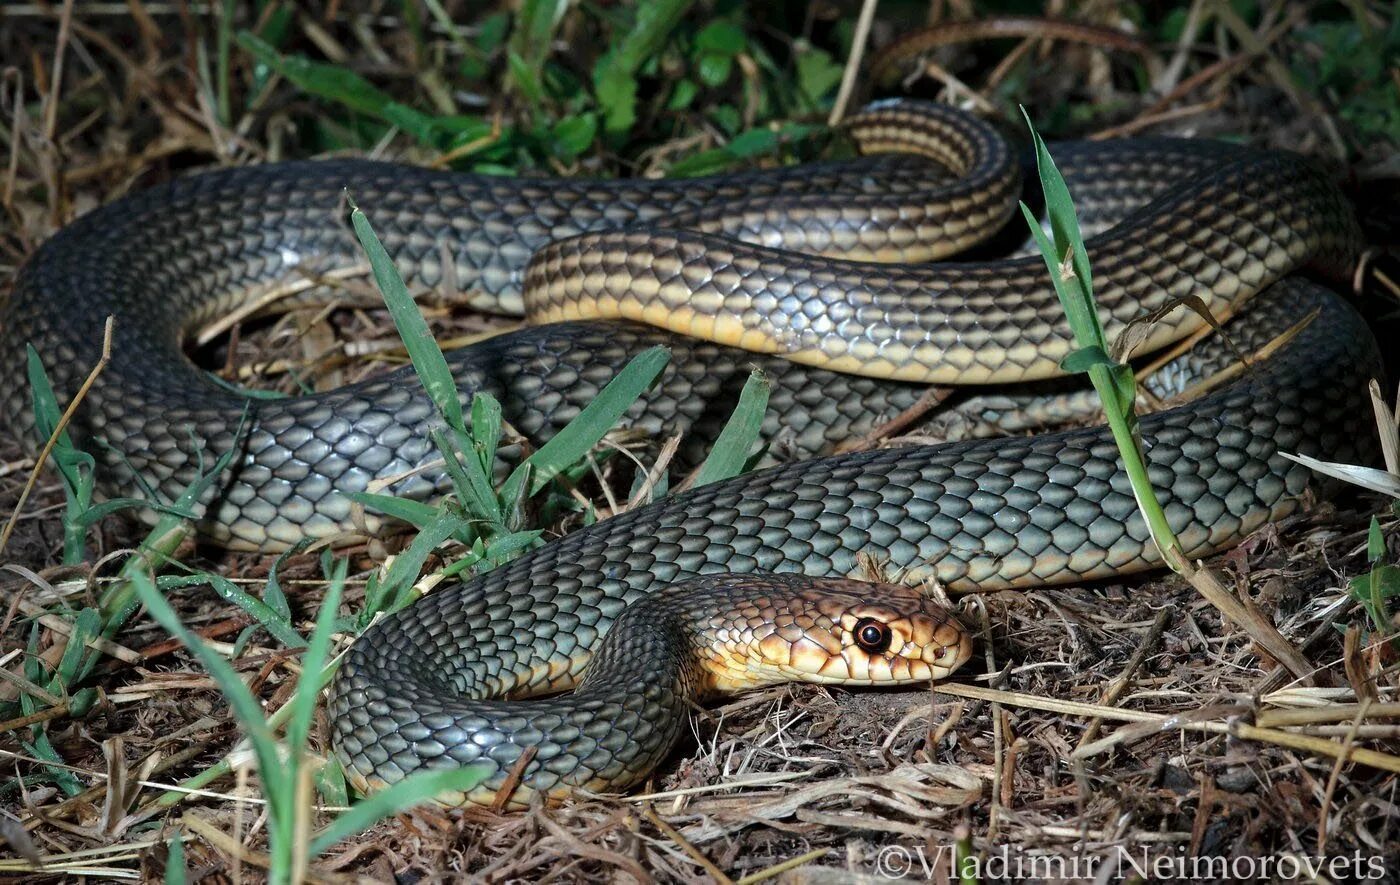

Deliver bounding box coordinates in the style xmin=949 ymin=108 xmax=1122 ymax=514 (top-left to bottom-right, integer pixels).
xmin=348 ymin=201 xmax=464 ymax=432
xmin=1349 ymin=563 xmax=1400 ymax=636
xmin=694 ymin=21 xmax=745 ymax=55
xmin=435 ymin=427 xmax=502 ymax=527
xmin=238 ymin=33 xmax=394 ymax=119
xmin=692 ymin=370 xmax=770 ymax=487
xmin=795 ymin=43 xmax=844 ymax=106
xmin=727 ymin=128 xmax=778 ymax=156
xmin=53 ymin=608 xmax=101 ymax=688
xmin=667 ymin=78 xmax=699 ymax=111
xmin=470 ymin=393 xmax=504 ymax=479
xmin=550 ymin=113 xmax=598 ymax=159
xmin=263 ymin=543 xmax=312 ymax=623
xmin=1368 ymin=516 xmax=1385 ymax=563
xmin=165 ymin=834 xmax=186 ymax=885
xmin=1351 ymin=565 xmax=1400 ymax=601
xmin=593 ymin=63 xmax=639 ymax=134
xmin=360 ymin=508 xmax=467 ymax=622
xmin=592 ymin=0 xmax=696 ymax=133
xmin=1019 ymin=107 xmax=1097 ymax=340
xmin=21 ymin=734 xmax=83 ymax=797
xmin=696 ymin=53 xmax=732 ymax=87
xmin=316 ymin=757 xmax=349 ymax=808
xmin=1059 ymin=345 xmax=1115 ymax=375
xmin=506 ymin=50 xmax=548 ymax=107
xmin=510 ymin=0 xmax=569 ymax=71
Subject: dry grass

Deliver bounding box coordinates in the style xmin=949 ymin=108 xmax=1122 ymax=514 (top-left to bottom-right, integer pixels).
xmin=2 ymin=1 xmax=1398 ymax=882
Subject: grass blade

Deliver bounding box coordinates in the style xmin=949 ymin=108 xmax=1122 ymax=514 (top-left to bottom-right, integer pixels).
xmin=503 ymin=346 xmax=671 ymax=499
xmin=285 ymin=557 xmax=345 ymax=757
xmin=348 ymin=201 xmax=464 ymax=431
xmin=126 ymin=571 xmax=285 ymax=794
xmin=309 ymin=765 xmax=495 ymax=857
xmin=691 ymin=369 xmax=770 ymax=487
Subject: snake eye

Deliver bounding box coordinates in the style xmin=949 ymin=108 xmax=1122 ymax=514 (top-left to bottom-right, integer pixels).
xmin=853 ymin=618 xmax=892 ymax=654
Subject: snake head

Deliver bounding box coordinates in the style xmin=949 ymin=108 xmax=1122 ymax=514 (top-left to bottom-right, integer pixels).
xmin=692 ymin=574 xmax=973 ymax=693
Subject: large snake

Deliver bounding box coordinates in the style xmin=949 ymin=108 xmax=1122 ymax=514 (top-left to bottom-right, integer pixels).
xmin=0 ymin=102 xmax=1381 ymax=806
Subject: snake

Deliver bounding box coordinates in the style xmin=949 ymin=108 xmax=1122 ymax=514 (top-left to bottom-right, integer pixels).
xmin=0 ymin=101 xmax=1381 ymax=806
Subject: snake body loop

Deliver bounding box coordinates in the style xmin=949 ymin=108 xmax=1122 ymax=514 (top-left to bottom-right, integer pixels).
xmin=334 ymin=573 xmax=971 ymax=806
xmin=0 ymin=101 xmax=1380 ymax=803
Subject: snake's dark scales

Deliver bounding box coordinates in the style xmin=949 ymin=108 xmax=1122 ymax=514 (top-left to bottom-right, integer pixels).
xmin=0 ymin=101 xmax=1381 ymax=803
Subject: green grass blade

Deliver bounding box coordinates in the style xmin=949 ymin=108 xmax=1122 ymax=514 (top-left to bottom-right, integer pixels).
xmin=20 ymin=734 xmax=83 ymax=797
xmin=309 ymin=764 xmax=495 ymax=857
xmin=165 ymin=834 xmax=186 ymax=885
xmin=360 ymin=508 xmax=469 ymax=622
xmin=435 ymin=427 xmax=502 ymax=526
xmin=1020 ymin=110 xmax=1178 ymax=562
xmin=284 ymin=557 xmax=346 ymax=756
xmin=127 ymin=570 xmax=285 ymax=789
xmin=53 ymin=608 xmax=101 ymax=688
xmin=316 ymin=755 xmax=349 ymax=808
xmin=1019 ymin=106 xmax=1096 ymax=334
xmin=348 ymin=201 xmax=464 ymax=431
xmin=470 ymin=393 xmax=504 ymax=479
xmin=26 ymin=347 xmax=97 ymax=563
xmin=263 ymin=544 xmax=312 ymax=623
xmin=345 ymin=492 xmax=443 ymax=531
xmin=237 ymin=32 xmax=434 ymax=141
xmin=216 ymin=0 xmax=235 ymax=125
xmin=510 ymin=0 xmax=569 ymax=73
xmin=691 ymin=369 xmax=770 ymax=487
xmin=500 ymin=346 xmax=670 ymax=499
xmin=158 ymin=574 xmax=305 ymax=650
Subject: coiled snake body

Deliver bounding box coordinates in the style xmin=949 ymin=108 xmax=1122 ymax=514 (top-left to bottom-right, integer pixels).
xmin=0 ymin=102 xmax=1380 ymax=805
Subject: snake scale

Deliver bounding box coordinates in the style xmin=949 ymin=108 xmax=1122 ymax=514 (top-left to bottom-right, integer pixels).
xmin=0 ymin=101 xmax=1381 ymax=805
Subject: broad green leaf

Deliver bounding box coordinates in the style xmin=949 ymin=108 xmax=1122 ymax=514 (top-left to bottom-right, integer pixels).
xmin=696 ymin=53 xmax=732 ymax=87
xmin=1059 ymin=345 xmax=1115 ymax=375
xmin=727 ymin=128 xmax=778 ymax=156
xmin=550 ymin=113 xmax=598 ymax=159
xmin=316 ymin=756 xmax=349 ymax=808
xmin=795 ymin=43 xmax=843 ymax=105
xmin=694 ymin=21 xmax=745 ymax=55
xmin=593 ymin=0 xmax=696 ymax=133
